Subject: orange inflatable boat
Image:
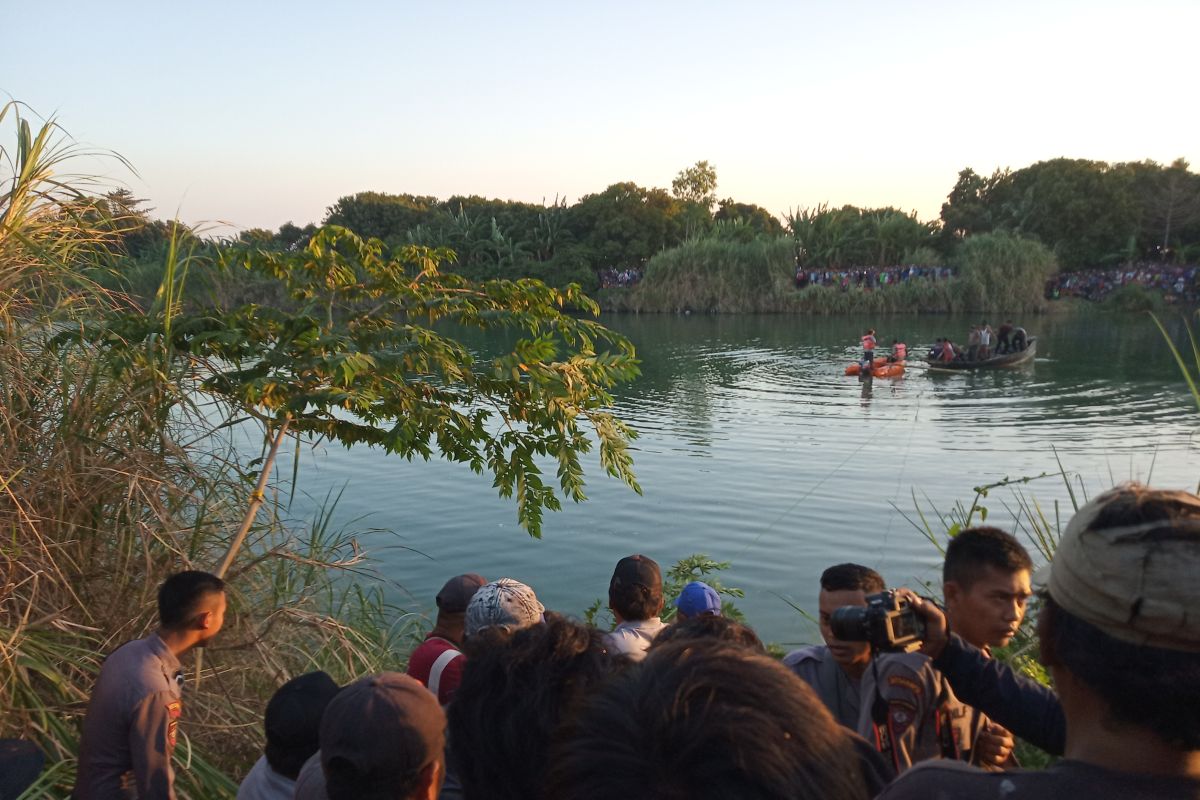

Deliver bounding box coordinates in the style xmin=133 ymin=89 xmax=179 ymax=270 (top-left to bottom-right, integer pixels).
xmin=844 ymin=357 xmax=887 ymax=376
xmin=846 ymin=359 xmax=906 ymax=378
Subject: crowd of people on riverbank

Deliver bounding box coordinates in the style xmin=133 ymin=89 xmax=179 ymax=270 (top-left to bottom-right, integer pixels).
xmin=597 ymin=266 xmax=643 ymax=288
xmin=1046 ymin=263 xmax=1200 ymax=303
xmin=796 ymin=265 xmax=956 ymax=290
xmin=55 ymin=482 xmax=1200 ymax=800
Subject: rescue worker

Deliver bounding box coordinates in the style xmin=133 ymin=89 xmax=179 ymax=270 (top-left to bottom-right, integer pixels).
xmin=890 ymin=340 xmax=908 ymax=363
xmin=861 ymin=329 xmax=878 ymax=364
xmin=74 ymin=570 xmax=227 ymax=800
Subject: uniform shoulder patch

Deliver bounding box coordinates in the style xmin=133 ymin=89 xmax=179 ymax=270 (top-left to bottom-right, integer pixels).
xmin=166 ymin=701 xmax=182 ymax=748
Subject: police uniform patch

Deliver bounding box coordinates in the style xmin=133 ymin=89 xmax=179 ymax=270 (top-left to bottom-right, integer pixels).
xmin=888 ymin=700 xmax=918 ymax=736
xmin=887 ymin=675 xmax=923 ymax=696
xmin=166 ymin=701 xmax=182 ymax=748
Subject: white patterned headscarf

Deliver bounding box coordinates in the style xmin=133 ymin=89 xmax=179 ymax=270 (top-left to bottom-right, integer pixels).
xmin=464 ymin=578 xmax=544 ymax=638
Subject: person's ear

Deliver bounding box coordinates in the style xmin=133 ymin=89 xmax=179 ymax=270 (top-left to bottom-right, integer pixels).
xmin=416 ymin=759 xmax=443 ymax=800
xmin=943 ymin=580 xmax=962 ymax=608
xmin=196 ymin=609 xmax=215 ymax=631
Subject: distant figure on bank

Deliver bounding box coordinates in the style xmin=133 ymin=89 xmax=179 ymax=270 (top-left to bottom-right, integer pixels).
xmin=319 ymin=673 xmax=446 ymax=800
xmin=74 ymin=570 xmax=227 ymax=800
xmin=882 ymin=483 xmax=1200 ymax=799
xmin=861 ymin=328 xmax=877 ymax=363
xmin=237 ymin=671 xmax=340 ymax=800
xmin=604 ymin=555 xmax=666 ymax=661
xmin=406 ymin=573 xmax=486 ymax=705
xmin=941 ymin=527 xmax=1034 ymax=769
xmin=890 ymin=339 xmax=908 ymax=363
xmin=547 ymin=639 xmax=882 ymax=800
xmin=673 ymin=580 xmax=722 ymax=620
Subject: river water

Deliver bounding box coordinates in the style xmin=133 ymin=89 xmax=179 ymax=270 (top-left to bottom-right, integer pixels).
xmin=273 ymin=312 xmax=1199 ymax=646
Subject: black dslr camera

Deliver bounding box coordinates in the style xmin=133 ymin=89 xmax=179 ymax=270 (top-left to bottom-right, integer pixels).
xmin=829 ymin=589 xmax=926 ymax=653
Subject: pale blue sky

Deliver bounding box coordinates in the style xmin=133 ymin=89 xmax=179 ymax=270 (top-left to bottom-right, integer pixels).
xmin=5 ymin=0 xmax=1196 ymax=233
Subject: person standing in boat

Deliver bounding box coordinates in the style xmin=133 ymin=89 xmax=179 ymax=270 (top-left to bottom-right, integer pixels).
xmin=978 ymin=322 xmax=993 ymax=360
xmin=996 ymin=321 xmax=1013 ymax=354
xmin=966 ymin=326 xmax=980 ymax=361
xmin=1011 ymin=326 xmax=1028 ymax=352
xmin=861 ymin=329 xmax=877 ymax=364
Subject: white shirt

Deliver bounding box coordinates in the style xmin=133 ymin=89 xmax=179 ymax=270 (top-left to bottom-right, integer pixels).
xmin=235 ymin=755 xmax=295 ymax=800
xmin=603 ymin=617 xmax=666 ymax=662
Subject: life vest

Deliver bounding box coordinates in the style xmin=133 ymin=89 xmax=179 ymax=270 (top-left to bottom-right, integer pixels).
xmin=861 ymin=335 xmax=877 ymax=351
xmin=894 ymin=343 xmax=907 ymax=360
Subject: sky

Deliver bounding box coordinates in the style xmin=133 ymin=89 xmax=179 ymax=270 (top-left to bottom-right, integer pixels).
xmin=4 ymin=0 xmax=1197 ymax=234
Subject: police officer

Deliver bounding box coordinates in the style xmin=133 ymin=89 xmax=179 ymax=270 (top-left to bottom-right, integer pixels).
xmin=74 ymin=571 xmax=227 ymax=800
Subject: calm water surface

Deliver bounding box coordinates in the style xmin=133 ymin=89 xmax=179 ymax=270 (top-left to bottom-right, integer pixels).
xmin=275 ymin=313 xmax=1200 ymax=645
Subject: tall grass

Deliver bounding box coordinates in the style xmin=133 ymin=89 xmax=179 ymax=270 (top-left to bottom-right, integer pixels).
xmin=629 ymin=236 xmax=795 ymax=312
xmin=0 ymin=107 xmax=418 ymax=797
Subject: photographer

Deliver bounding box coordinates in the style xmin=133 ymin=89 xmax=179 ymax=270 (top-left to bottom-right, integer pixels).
xmin=881 ymin=484 xmax=1200 ymax=798
xmin=784 ymin=564 xmax=954 ymax=774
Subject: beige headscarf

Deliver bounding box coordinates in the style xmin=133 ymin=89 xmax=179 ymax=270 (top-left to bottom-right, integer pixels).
xmin=1035 ymin=484 xmax=1200 ymax=653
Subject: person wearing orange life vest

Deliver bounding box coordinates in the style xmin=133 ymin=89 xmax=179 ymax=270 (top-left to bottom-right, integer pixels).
xmin=861 ymin=329 xmax=877 ymax=362
xmin=890 ymin=340 xmax=907 ymax=363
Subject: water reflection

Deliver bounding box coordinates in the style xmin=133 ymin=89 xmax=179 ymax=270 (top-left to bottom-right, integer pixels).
xmin=281 ymin=313 xmax=1200 ymax=645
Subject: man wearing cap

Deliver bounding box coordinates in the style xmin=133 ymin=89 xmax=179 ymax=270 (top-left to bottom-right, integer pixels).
xmin=320 ymin=672 xmax=446 ymax=800
xmin=237 ymin=671 xmax=340 ymax=800
xmin=464 ymin=578 xmax=544 ymax=639
xmin=604 ymin=555 xmax=666 ymax=662
xmin=674 ymin=581 xmax=722 ymax=620
xmin=882 ymin=483 xmax=1200 ymax=799
xmin=406 ymin=574 xmax=485 ymax=705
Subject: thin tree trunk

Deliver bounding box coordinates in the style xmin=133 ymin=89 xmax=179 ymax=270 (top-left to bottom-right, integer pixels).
xmin=215 ymin=415 xmax=292 ymax=579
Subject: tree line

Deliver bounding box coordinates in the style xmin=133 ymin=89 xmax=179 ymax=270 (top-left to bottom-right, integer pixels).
xmin=101 ymin=157 xmax=1200 ymax=299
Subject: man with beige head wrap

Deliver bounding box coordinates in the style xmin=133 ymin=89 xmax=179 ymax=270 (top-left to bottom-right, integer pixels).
xmin=879 ymin=483 xmax=1200 ymax=799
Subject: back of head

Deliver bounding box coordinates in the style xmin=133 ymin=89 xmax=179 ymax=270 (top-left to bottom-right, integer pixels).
xmin=157 ymin=570 xmax=225 ymax=630
xmin=943 ymin=526 xmax=1032 ymax=588
xmin=1041 ymin=483 xmax=1200 ymax=750
xmin=448 ymin=613 xmax=612 ymax=800
xmin=608 ymin=555 xmax=663 ymax=622
xmin=464 ymin=578 xmax=543 ymax=639
xmin=820 ymin=563 xmax=884 ymax=594
xmin=264 ymin=671 xmax=340 ymax=779
xmin=320 ymin=672 xmax=446 ymax=800
xmin=650 ymin=615 xmax=766 ymax=654
xmin=547 ymin=640 xmax=868 ymax=800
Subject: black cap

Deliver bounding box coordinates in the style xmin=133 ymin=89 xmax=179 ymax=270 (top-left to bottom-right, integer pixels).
xmin=435 ymin=573 xmax=486 ymax=614
xmin=264 ymin=671 xmax=341 ymax=778
xmin=610 ymin=555 xmax=662 ymax=592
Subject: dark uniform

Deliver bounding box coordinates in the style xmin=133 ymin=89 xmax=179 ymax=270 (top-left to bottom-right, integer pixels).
xmin=784 ymin=644 xmax=988 ymax=773
xmin=74 ymin=634 xmax=183 ymax=800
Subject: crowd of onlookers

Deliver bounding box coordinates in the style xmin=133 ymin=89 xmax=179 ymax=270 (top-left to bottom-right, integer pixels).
xmin=795 ymin=265 xmax=956 ymax=290
xmin=1045 ymin=263 xmax=1200 ymax=303
xmin=597 ymin=267 xmax=644 ymax=288
xmin=52 ymin=482 xmax=1200 ymax=800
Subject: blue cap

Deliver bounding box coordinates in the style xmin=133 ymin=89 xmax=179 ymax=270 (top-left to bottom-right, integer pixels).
xmin=674 ymin=581 xmax=722 ymax=618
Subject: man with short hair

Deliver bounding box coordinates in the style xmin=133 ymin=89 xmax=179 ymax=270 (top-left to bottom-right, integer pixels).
xmin=74 ymin=570 xmax=227 ymax=800
xmin=882 ymin=483 xmax=1200 ymax=798
xmin=784 ymin=564 xmax=950 ymax=774
xmin=320 ymin=673 xmax=446 ymax=800
xmin=237 ymin=671 xmax=340 ymax=800
xmin=941 ymin=527 xmax=1033 ymax=768
xmin=406 ymin=573 xmax=485 ymax=705
xmin=673 ymin=580 xmax=721 ymax=620
xmin=603 ymin=555 xmax=666 ymax=662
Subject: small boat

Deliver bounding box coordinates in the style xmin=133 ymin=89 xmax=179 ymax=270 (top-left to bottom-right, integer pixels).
xmin=925 ymin=338 xmax=1037 ymax=372
xmin=845 ymin=357 xmax=887 ymax=376
xmin=872 ymin=362 xmax=905 ymax=378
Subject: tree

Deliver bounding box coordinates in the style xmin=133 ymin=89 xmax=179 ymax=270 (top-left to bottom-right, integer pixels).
xmin=714 ymin=199 xmax=784 ymax=237
xmin=671 ymin=160 xmax=718 ymax=210
xmin=567 ymin=182 xmax=681 ymax=269
xmin=62 ymin=226 xmax=643 ymax=563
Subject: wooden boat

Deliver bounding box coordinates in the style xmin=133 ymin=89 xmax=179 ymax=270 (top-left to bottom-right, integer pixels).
xmin=925 ymin=338 xmax=1037 ymax=372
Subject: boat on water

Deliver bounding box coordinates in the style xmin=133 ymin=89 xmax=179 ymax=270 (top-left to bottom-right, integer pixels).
xmin=846 ymin=357 xmax=906 ymax=378
xmin=925 ymin=337 xmax=1037 ymax=372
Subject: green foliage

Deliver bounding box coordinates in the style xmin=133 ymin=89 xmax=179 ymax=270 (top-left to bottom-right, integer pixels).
xmin=631 ymin=235 xmax=795 ymax=312
xmin=954 ymin=231 xmax=1058 ymax=313
xmin=1102 ymin=283 xmax=1166 ymax=313
xmin=583 ymin=554 xmax=744 ymax=629
xmin=786 ymin=204 xmax=938 ymax=269
xmin=62 ymin=225 xmax=642 ymax=539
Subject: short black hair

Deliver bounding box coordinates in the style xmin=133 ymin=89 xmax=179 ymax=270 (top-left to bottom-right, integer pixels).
xmin=264 ymin=671 xmax=340 ymax=779
xmin=448 ymin=613 xmax=612 ymax=800
xmin=820 ymin=564 xmax=884 ymax=594
xmin=157 ymin=570 xmax=225 ymax=629
xmin=1044 ymin=597 xmax=1200 ymax=749
xmin=546 ymin=640 xmax=869 ymax=800
xmin=943 ymin=527 xmax=1033 ymax=588
xmin=608 ymin=581 xmax=663 ymax=622
xmin=650 ymin=615 xmax=766 ymax=654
